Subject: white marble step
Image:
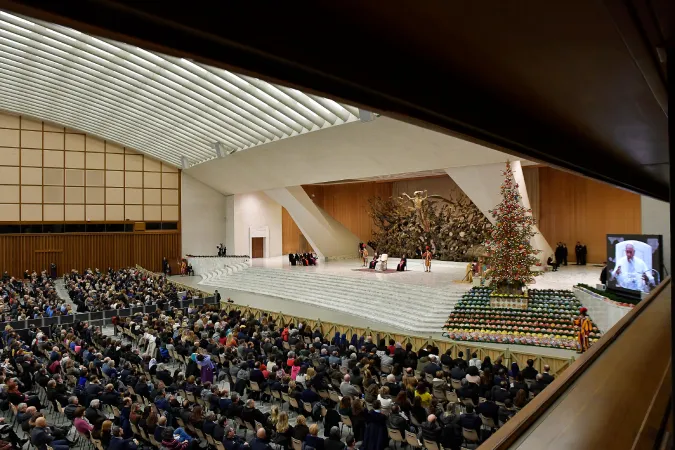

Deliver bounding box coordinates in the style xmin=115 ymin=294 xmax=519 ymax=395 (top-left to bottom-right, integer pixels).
xmin=201 ymin=267 xmax=459 ymax=332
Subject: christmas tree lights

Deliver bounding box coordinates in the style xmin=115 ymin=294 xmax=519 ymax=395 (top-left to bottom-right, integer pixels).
xmin=484 ymin=162 xmax=540 ymax=294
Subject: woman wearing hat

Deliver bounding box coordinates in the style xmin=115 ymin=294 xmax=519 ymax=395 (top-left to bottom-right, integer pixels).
xmin=573 ymin=307 xmax=593 ymax=353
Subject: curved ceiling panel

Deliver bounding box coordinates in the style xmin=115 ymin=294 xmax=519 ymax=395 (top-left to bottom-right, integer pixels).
xmin=0 ymin=11 xmax=359 ymax=167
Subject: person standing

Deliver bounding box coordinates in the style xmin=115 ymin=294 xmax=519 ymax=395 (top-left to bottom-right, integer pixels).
xmin=361 ymin=246 xmax=369 ymax=267
xmin=581 ymin=243 xmax=588 ymax=265
xmin=574 ymin=242 xmax=582 ymax=265
xmin=554 ymin=243 xmax=563 ymax=268
xmin=562 ymin=243 xmax=568 ymax=266
xmin=423 ymin=246 xmax=433 ymax=273
xmin=573 ymin=307 xmax=593 ymax=353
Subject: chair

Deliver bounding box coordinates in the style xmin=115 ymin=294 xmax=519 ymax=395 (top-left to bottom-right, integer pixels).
xmin=318 ymin=390 xmax=329 ymax=400
xmin=186 ymin=392 xmax=196 ymax=404
xmin=289 ymin=397 xmax=300 ymax=414
xmin=480 ymin=414 xmax=498 ymax=430
xmin=423 ymin=439 xmax=441 ymax=450
xmin=451 ymin=379 xmax=462 ymax=391
xmin=442 ymin=364 xmax=451 ymax=374
xmin=196 ymin=428 xmax=206 ymax=440
xmin=405 ymin=430 xmax=422 ymax=449
xmin=388 ymin=428 xmax=405 ymax=449
xmin=329 ymin=390 xmax=341 ymax=404
xmin=206 ymin=434 xmax=217 ymax=447
xmin=340 ymin=414 xmax=353 ymax=434
xmin=291 ymin=438 xmax=303 ymax=450
xmin=433 ymin=388 xmax=446 ymax=401
xmin=425 ymin=372 xmax=434 ymax=383
xmin=446 ymin=390 xmax=459 ymax=404
xmin=216 ymin=442 xmax=226 ymax=450
xmin=381 ymin=365 xmax=392 ymax=374
xmin=410 ymin=415 xmax=422 ymax=429
xmin=380 ymin=253 xmax=388 ymax=270
xmin=303 ymin=401 xmax=313 ymax=417
xmin=255 ymin=420 xmax=264 ymax=431
xmin=463 ymin=427 xmax=480 ymax=446
xmin=250 ymin=381 xmax=261 ymax=396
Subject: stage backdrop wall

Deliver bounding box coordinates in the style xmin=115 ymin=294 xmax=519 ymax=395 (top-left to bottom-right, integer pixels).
xmin=282 ymin=182 xmax=393 ymax=254
xmin=531 ymin=166 xmax=642 ymax=264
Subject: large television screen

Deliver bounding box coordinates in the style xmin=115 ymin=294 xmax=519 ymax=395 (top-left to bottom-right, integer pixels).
xmin=606 ymin=234 xmax=663 ymax=295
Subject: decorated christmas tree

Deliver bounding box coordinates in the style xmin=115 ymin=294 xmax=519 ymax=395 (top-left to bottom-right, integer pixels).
xmin=484 ymin=162 xmax=540 ymax=294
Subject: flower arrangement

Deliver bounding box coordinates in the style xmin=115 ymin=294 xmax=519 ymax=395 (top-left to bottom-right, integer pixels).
xmin=444 ymin=287 xmax=600 ymax=349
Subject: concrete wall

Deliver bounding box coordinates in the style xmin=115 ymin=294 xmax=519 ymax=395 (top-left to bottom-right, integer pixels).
xmin=233 ymin=191 xmax=283 ymax=257
xmin=181 ymin=172 xmax=226 ymax=256
xmin=446 ymin=161 xmax=553 ymax=264
xmin=641 ymin=196 xmax=670 ymax=275
xmin=574 ymin=286 xmax=633 ymax=334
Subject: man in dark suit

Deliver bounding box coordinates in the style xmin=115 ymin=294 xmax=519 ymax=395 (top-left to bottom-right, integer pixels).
xmin=249 ymin=428 xmax=272 ymax=450
xmin=459 ymin=405 xmax=482 ymax=432
xmin=387 ymin=405 xmax=408 ymax=435
xmin=562 ymin=243 xmax=568 ymax=265
xmin=31 ymin=417 xmax=70 ymax=450
xmin=530 ymin=374 xmax=548 ymax=396
xmin=424 ymin=356 xmax=441 ymax=375
xmin=540 ymin=365 xmax=555 ymax=385
xmin=521 ymin=359 xmax=538 ymax=380
xmin=241 ymin=399 xmax=269 ymax=429
xmin=575 ymin=242 xmax=582 ymax=265
xmin=491 ymin=381 xmax=511 ymax=404
xmin=453 ymin=351 xmax=467 ymax=369
xmin=108 ymin=426 xmax=138 ymax=450
xmin=476 ymin=399 xmax=499 ymax=424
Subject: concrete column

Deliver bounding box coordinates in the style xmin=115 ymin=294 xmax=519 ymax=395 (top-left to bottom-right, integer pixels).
xmin=445 ymin=161 xmax=553 ymax=265
xmin=264 ymin=186 xmax=361 ymax=261
xmin=641 ymin=196 xmax=670 ymax=275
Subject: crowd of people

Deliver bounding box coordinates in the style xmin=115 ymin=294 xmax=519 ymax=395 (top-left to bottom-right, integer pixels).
xmin=0 ymin=270 xmax=70 ymax=322
xmin=288 ymin=253 xmax=318 ymax=267
xmin=65 ymin=268 xmax=201 ymax=313
xmin=0 ymin=268 xmax=558 ymax=450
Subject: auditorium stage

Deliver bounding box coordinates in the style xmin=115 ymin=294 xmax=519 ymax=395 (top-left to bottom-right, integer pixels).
xmin=248 ymin=256 xmax=601 ymax=291
xmin=170 ymin=257 xmax=599 ymax=359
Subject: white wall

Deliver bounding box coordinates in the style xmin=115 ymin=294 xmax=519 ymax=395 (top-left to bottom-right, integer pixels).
xmin=186 ymin=116 xmax=523 ymax=195
xmin=641 ymin=196 xmax=670 ymax=275
xmin=181 ymin=172 xmax=227 ymax=256
xmin=233 ymin=191 xmax=283 ymax=257
xmin=446 ymin=161 xmax=553 ymax=265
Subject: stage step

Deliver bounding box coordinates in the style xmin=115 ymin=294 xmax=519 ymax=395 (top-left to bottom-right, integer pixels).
xmin=201 ymin=267 xmax=461 ymax=332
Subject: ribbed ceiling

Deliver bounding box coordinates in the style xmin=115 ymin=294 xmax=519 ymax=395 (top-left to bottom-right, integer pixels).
xmin=0 ymin=11 xmax=360 ymax=167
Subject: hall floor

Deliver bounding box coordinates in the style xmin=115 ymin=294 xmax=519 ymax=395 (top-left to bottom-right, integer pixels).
xmin=248 ymin=257 xmax=601 ymax=291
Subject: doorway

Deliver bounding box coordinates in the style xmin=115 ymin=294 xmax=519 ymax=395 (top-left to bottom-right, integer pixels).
xmin=252 ymin=237 xmax=264 ymax=258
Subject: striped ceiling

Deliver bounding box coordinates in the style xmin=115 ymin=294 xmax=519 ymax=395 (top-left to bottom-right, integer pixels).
xmin=0 ymin=11 xmax=360 ymax=167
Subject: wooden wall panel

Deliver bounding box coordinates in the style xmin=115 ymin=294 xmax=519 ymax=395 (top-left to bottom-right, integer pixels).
xmin=317 ymin=182 xmax=393 ymax=243
xmin=0 ymin=232 xmax=180 ymax=277
xmin=281 ymin=207 xmax=314 ymax=254
xmin=537 ymin=167 xmax=641 ymax=264
xmin=281 ymin=182 xmax=393 ymax=254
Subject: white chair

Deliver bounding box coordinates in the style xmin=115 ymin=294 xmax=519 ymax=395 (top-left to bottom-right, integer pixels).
xmin=379 ymin=254 xmax=389 ymax=271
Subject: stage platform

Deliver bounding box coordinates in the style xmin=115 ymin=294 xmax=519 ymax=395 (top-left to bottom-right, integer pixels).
xmin=170 ymin=257 xmax=598 ymax=358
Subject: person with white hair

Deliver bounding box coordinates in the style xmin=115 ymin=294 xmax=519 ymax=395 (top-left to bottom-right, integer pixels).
xmin=340 ymin=374 xmax=360 ymax=397
xmin=85 ymin=399 xmax=106 ymax=430
xmin=610 ymin=243 xmax=655 ymax=291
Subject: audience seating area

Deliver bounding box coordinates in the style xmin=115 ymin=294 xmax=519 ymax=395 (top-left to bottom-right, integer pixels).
xmin=200 ymin=267 xmax=462 ymax=333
